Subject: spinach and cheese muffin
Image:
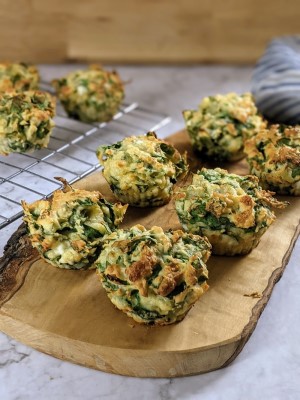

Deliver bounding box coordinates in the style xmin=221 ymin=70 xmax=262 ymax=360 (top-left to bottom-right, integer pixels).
xmin=22 ymin=178 xmax=128 ymax=270
xmin=0 ymin=90 xmax=55 ymax=155
xmin=52 ymin=65 xmax=124 ymax=123
xmin=95 ymin=225 xmax=211 ymax=325
xmin=96 ymin=132 xmax=188 ymax=207
xmin=244 ymin=124 xmax=300 ymax=196
xmin=0 ymin=62 xmax=39 ymax=92
xmin=183 ymin=92 xmax=265 ymax=162
xmin=175 ymin=168 xmax=287 ymax=256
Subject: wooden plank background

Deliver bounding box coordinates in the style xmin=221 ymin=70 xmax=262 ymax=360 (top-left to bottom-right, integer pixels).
xmin=0 ymin=0 xmax=299 ymax=64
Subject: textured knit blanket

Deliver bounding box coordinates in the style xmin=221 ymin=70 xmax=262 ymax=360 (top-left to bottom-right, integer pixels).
xmin=252 ymin=36 xmax=300 ymax=124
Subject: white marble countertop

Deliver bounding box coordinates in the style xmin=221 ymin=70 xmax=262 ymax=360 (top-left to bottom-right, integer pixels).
xmin=1 ymin=65 xmax=299 ymax=400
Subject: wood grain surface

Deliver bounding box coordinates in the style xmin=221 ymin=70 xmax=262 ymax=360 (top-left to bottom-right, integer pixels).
xmin=1 ymin=0 xmax=300 ymax=63
xmin=0 ymin=130 xmax=299 ymax=377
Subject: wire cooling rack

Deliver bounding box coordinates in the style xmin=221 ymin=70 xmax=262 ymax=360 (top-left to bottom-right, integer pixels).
xmin=0 ymin=83 xmax=171 ymax=229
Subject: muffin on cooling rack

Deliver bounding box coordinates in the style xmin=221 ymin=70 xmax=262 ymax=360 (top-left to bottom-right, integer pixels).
xmin=175 ymin=168 xmax=287 ymax=256
xmin=0 ymin=90 xmax=55 ymax=155
xmin=244 ymin=124 xmax=300 ymax=196
xmin=96 ymin=131 xmax=188 ymax=207
xmin=22 ymin=178 xmax=128 ymax=270
xmin=94 ymin=224 xmax=211 ymax=325
xmin=183 ymin=92 xmax=265 ymax=162
xmin=52 ymin=64 xmax=124 ymax=123
xmin=0 ymin=62 xmax=39 ymax=92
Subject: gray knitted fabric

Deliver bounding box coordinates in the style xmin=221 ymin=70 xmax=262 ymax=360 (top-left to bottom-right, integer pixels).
xmin=252 ymin=36 xmax=300 ymax=124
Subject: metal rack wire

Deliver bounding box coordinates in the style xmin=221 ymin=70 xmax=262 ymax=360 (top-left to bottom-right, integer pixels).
xmin=0 ymin=83 xmax=171 ymax=229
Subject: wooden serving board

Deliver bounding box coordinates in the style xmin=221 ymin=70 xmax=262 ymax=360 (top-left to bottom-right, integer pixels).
xmin=0 ymin=130 xmax=299 ymax=378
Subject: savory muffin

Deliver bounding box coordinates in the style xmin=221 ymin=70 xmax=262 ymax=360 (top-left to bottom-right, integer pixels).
xmin=95 ymin=225 xmax=211 ymax=325
xmin=183 ymin=92 xmax=265 ymax=162
xmin=52 ymin=65 xmax=124 ymax=123
xmin=175 ymin=168 xmax=287 ymax=255
xmin=96 ymin=131 xmax=188 ymax=207
xmin=0 ymin=90 xmax=55 ymax=155
xmin=22 ymin=178 xmax=128 ymax=270
xmin=244 ymin=124 xmax=300 ymax=195
xmin=0 ymin=62 xmax=39 ymax=92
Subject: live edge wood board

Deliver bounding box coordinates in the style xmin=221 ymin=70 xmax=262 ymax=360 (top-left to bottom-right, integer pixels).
xmin=0 ymin=130 xmax=299 ymax=378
